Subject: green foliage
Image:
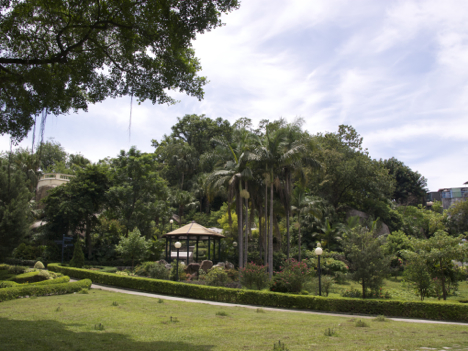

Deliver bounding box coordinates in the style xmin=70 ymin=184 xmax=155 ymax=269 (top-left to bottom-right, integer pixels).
xmin=397 ymin=205 xmax=445 ymax=238
xmin=48 ymin=264 xmax=468 ymax=322
xmin=0 ymin=281 xmax=18 ymax=288
xmin=0 ymin=279 xmax=91 ymax=302
xmin=78 ymin=288 xmax=89 ymax=294
xmin=94 ymin=323 xmax=105 ymax=331
xmin=343 ymin=226 xmax=390 ymax=298
xmin=324 ymin=326 xmax=338 ymax=336
xmin=169 ymin=261 xmax=186 ymax=281
xmin=215 ymin=311 xmax=229 ymax=317
xmin=382 ymin=230 xmax=414 ymax=257
xmin=9 ymin=271 xmax=49 ymax=284
xmin=13 ymin=243 xmax=47 ymax=260
xmin=271 ymin=259 xmax=313 ymax=293
xmin=115 ymin=228 xmax=151 ymax=269
xmin=34 ymin=261 xmax=45 ymax=270
xmin=240 ymin=262 xmax=270 ymax=290
xmin=341 ymin=288 xmax=391 ymax=299
xmin=273 ymin=340 xmax=289 ymax=351
xmin=0 ymin=158 xmax=33 ymax=260
xmin=355 ymin=320 xmax=370 ymax=327
xmin=409 ymin=231 xmax=468 ymax=300
xmin=446 ymin=199 xmax=468 ymax=234
xmin=402 ymin=251 xmax=433 ymax=301
xmin=309 ymin=276 xmax=335 ymax=297
xmin=70 ymin=240 xmax=85 ymax=268
xmin=374 ymin=315 xmax=388 ymax=322
xmin=206 ymin=267 xmax=230 ymax=287
xmin=134 ymin=262 xmax=169 ymax=280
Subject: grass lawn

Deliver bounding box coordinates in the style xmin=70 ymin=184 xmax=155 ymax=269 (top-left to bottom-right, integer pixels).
xmin=1 ymin=289 xmax=468 ymax=351
xmin=330 ymin=277 xmax=468 ymax=302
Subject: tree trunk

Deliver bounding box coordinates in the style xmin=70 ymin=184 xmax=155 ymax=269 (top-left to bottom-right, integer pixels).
xmin=269 ymin=176 xmax=274 ymax=279
xmin=298 ymin=224 xmax=301 ymax=262
xmin=85 ymin=216 xmax=92 ymax=259
xmin=259 ymin=211 xmax=263 ymax=263
xmin=244 ymin=196 xmax=248 ymax=266
xmin=264 ymin=181 xmax=268 ymax=267
xmin=362 ymin=280 xmax=366 ymax=299
xmin=287 ymin=211 xmax=290 ymax=259
xmin=440 ymin=259 xmax=447 ymax=300
xmin=237 ymin=188 xmax=243 ymax=268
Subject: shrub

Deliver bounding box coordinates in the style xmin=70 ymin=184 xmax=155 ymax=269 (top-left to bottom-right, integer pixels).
xmin=47 ymin=264 xmax=468 ymax=322
xmin=271 ymin=259 xmax=313 ymax=293
xmin=240 ymin=262 xmax=269 ymax=290
xmin=341 ymin=288 xmax=391 ymax=299
xmin=273 ymin=340 xmax=289 ymax=351
xmin=9 ymin=271 xmax=49 ymax=284
xmin=8 ymin=265 xmax=28 ymax=274
xmin=0 ymin=279 xmax=92 ymax=302
xmin=0 ymin=281 xmax=18 ymax=288
xmin=355 ymin=320 xmax=370 ymax=327
xmin=29 ymin=276 xmax=70 ymax=286
xmin=34 ymin=261 xmax=45 ymax=270
xmin=206 ymin=267 xmax=230 ymax=287
xmin=169 ymin=261 xmax=186 ymax=281
xmin=134 ymin=262 xmax=169 ymax=280
xmin=70 ymin=240 xmax=85 ymax=268
xmin=306 ymin=276 xmax=335 ymax=296
xmin=0 ymin=264 xmax=9 ymax=270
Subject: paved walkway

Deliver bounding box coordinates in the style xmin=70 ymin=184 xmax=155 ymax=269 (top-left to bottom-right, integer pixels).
xmin=73 ymin=280 xmax=468 ymax=326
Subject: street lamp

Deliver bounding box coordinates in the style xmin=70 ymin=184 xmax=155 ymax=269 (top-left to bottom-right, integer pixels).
xmin=315 ymin=244 xmax=323 ymax=296
xmin=174 ymin=241 xmax=181 ymax=281
xmin=170 ymin=219 xmax=173 ymax=231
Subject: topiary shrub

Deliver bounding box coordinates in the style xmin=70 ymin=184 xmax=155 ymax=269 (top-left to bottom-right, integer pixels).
xmin=271 ymin=259 xmax=313 ymax=293
xmin=34 ymin=261 xmax=45 ymax=269
xmin=70 ymin=240 xmax=85 ymax=268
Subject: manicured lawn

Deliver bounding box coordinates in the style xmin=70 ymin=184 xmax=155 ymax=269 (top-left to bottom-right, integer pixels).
xmin=1 ymin=289 xmax=468 ymax=351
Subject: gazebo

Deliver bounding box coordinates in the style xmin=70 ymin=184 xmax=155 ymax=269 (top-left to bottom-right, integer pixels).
xmin=162 ymin=221 xmax=225 ymax=265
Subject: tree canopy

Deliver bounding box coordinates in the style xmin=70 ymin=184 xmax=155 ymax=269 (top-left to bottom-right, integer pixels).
xmin=0 ymin=0 xmax=240 ymax=140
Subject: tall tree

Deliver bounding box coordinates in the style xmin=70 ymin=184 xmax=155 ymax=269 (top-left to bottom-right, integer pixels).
xmin=0 ymin=0 xmax=240 ymax=140
xmin=0 ymin=156 xmax=33 ymax=260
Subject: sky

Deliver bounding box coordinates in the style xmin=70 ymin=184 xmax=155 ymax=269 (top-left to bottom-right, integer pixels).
xmin=1 ymin=0 xmax=468 ymax=191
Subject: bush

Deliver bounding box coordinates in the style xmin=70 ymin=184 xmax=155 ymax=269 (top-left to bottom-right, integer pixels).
xmin=206 ymin=267 xmax=230 ymax=287
xmin=4 ymin=258 xmax=39 ymax=267
xmin=0 ymin=279 xmax=92 ymax=302
xmin=34 ymin=261 xmax=45 ymax=269
xmin=134 ymin=262 xmax=169 ymax=280
xmin=70 ymin=240 xmax=85 ymax=268
xmin=169 ymin=261 xmax=186 ymax=281
xmin=240 ymin=262 xmax=270 ymax=290
xmin=341 ymin=288 xmax=391 ymax=299
xmin=8 ymin=271 xmax=49 ymax=284
xmin=47 ymin=264 xmax=468 ymax=322
xmin=0 ymin=281 xmax=18 ymax=288
xmin=8 ymin=265 xmax=28 ymax=274
xmin=271 ymin=259 xmax=313 ymax=293
xmin=305 ymin=276 xmax=335 ymax=297
xmin=29 ymin=276 xmax=70 ymax=286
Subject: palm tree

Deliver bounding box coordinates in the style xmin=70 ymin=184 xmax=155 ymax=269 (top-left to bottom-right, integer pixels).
xmin=291 ymin=186 xmax=322 ymax=261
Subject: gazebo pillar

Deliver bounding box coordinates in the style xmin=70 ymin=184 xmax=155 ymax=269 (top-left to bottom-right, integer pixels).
xmin=208 ymin=236 xmax=211 ymax=260
xmin=186 ymin=236 xmax=190 ymax=265
xmin=218 ymin=238 xmax=221 ymax=264
xmin=196 ymin=237 xmax=199 ymax=262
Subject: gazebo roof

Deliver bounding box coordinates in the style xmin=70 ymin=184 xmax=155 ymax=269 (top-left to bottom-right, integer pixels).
xmin=162 ymin=221 xmax=225 ymax=238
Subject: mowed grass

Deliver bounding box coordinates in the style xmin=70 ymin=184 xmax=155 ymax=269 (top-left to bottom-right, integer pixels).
xmin=330 ymin=278 xmax=468 ymax=302
xmin=1 ymin=290 xmax=468 ymax=351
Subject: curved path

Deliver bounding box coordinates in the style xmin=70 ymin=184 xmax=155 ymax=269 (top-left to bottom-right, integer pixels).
xmin=73 ymin=280 xmax=468 ymax=326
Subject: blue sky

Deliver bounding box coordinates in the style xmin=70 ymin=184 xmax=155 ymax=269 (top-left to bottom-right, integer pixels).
xmin=2 ymin=0 xmax=468 ymax=191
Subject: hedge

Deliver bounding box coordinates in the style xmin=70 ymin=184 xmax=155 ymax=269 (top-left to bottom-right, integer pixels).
xmin=28 ymin=276 xmax=70 ymax=286
xmin=48 ymin=264 xmax=468 ymax=322
xmin=0 ymin=279 xmax=92 ymax=302
xmin=8 ymin=271 xmax=48 ymax=284
xmin=0 ymin=281 xmax=19 ymax=288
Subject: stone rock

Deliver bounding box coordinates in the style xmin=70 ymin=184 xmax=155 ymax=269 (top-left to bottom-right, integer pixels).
xmin=200 ymin=260 xmax=213 ymax=272
xmin=165 ymin=264 xmax=172 ymax=270
xmin=158 ymin=259 xmax=168 ymax=266
xmin=184 ymin=263 xmax=200 ymax=275
xmin=225 ymin=261 xmax=234 ymax=269
xmin=186 ymin=273 xmax=198 ymax=282
xmin=213 ymin=262 xmax=225 ymax=269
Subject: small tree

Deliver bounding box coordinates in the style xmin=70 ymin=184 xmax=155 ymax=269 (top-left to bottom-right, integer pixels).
xmin=411 ymin=231 xmax=467 ymax=300
xmin=115 ymin=228 xmax=151 ymax=270
xmin=401 ymin=251 xmax=432 ymax=301
xmin=342 ymin=225 xmax=390 ymax=299
xmin=70 ymin=240 xmax=85 ymax=268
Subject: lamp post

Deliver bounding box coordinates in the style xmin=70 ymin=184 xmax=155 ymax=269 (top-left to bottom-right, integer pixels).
xmin=174 ymin=241 xmax=181 ymax=281
xmin=315 ymin=244 xmax=323 ymax=296
xmin=232 ymin=241 xmax=238 ymax=267
xmin=170 ymin=219 xmax=173 ymax=231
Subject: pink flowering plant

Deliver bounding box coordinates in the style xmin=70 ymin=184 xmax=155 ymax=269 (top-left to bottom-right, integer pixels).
xmin=239 ymin=262 xmax=270 ymax=290
xmin=271 ymin=259 xmax=314 ymax=293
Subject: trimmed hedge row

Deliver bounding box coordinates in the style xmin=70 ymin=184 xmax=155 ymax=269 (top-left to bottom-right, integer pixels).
xmin=48 ymin=264 xmax=468 ymax=322
xmin=0 ymin=279 xmax=92 ymax=302
xmin=0 ymin=281 xmax=19 ymax=288
xmin=8 ymin=271 xmax=48 ymax=284
xmin=29 ymin=276 xmax=70 ymax=286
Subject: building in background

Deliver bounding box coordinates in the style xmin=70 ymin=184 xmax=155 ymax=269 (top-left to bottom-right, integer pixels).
xmin=427 ymin=184 xmax=468 ymax=210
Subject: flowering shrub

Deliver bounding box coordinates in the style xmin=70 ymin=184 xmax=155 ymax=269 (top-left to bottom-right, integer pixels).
xmin=271 ymin=259 xmax=313 ymax=293
xmin=240 ymin=262 xmax=269 ymax=290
